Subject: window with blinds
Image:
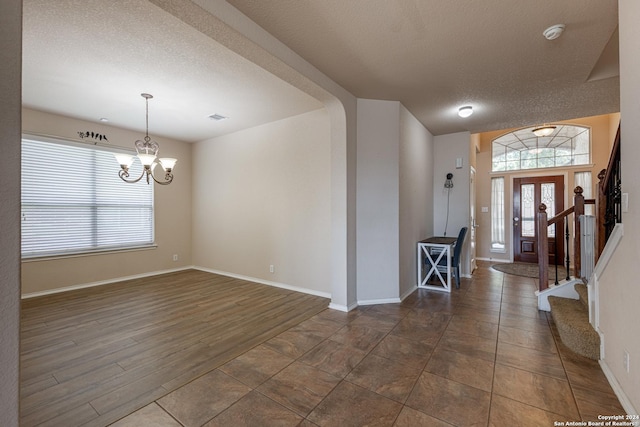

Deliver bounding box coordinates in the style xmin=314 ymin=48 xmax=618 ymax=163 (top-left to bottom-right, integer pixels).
xmin=21 ymin=136 xmax=154 ymax=258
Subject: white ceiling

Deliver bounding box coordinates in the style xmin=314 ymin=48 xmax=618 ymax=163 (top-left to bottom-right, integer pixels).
xmin=23 ymin=0 xmax=619 ymax=141
xmin=22 ymin=0 xmax=323 ymax=143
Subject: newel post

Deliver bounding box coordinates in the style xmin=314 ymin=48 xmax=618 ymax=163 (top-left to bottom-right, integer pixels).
xmin=537 ymin=203 xmax=549 ymax=292
xmin=574 ymin=186 xmax=584 ymax=278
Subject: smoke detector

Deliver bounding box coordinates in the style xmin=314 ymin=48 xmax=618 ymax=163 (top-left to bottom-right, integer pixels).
xmin=543 ymin=24 xmax=565 ymax=41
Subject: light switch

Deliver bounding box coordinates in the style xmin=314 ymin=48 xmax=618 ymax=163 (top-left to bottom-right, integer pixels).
xmin=481 ymin=206 xmax=489 ymax=213
xmin=456 ymin=157 xmax=463 ymax=169
xmin=622 ymin=193 xmax=629 ymax=213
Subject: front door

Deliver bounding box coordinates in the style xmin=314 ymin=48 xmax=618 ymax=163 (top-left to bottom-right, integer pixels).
xmin=513 ymin=175 xmax=564 ymax=264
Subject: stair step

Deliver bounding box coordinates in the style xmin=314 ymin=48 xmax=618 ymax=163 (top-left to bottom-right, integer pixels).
xmin=575 ymin=283 xmax=588 ymax=309
xmin=549 ymin=295 xmax=600 ymax=360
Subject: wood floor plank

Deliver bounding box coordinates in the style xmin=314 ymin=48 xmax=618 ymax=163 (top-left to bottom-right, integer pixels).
xmin=20 ymin=269 xmax=329 ymax=427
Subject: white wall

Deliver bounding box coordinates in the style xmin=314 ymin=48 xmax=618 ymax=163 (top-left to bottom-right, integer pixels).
xmin=0 ymin=0 xmax=21 ymax=424
xmin=433 ymin=132 xmax=471 ymax=274
xmin=20 ymin=109 xmax=193 ymax=296
xmin=192 ymin=109 xmax=332 ymax=296
xmin=399 ymin=105 xmax=434 ymax=297
xmin=356 ymin=100 xmax=400 ymax=302
xmin=596 ymin=0 xmax=640 ymax=414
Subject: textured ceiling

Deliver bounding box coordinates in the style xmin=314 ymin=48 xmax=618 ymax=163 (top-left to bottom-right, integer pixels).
xmin=23 ymin=0 xmax=619 ymax=141
xmin=226 ymin=0 xmax=620 ymax=135
xmin=22 ymin=0 xmax=323 ymax=143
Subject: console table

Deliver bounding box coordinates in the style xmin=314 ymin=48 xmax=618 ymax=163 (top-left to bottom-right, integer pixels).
xmin=417 ymin=236 xmax=457 ymax=293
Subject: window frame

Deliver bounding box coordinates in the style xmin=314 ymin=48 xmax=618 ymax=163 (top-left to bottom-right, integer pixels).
xmin=491 ymin=125 xmax=591 ymax=173
xmin=21 ymin=134 xmax=156 ymax=260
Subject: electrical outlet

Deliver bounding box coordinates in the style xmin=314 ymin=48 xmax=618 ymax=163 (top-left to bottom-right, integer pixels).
xmin=172 ymin=254 xmax=178 ymax=262
xmin=624 ymin=350 xmax=630 ymax=373
xmin=269 ymin=264 xmax=274 ymax=273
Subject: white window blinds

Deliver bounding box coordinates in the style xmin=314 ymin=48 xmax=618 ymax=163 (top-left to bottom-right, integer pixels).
xmin=21 ymin=136 xmax=154 ymax=258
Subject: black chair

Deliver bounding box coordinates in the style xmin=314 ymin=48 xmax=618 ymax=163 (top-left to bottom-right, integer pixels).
xmin=438 ymin=227 xmax=467 ymax=289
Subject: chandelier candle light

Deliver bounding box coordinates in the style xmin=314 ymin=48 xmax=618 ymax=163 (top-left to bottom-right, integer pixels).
xmin=115 ymin=93 xmax=177 ymax=185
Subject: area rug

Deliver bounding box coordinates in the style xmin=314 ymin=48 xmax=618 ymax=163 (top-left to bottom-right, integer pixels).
xmin=492 ymin=262 xmax=569 ymax=279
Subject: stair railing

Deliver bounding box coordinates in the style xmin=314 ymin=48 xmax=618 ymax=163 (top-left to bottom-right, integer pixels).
xmin=596 ymin=126 xmax=622 ymax=259
xmin=537 ymin=124 xmax=621 ymax=292
xmin=537 ymin=187 xmax=596 ymax=291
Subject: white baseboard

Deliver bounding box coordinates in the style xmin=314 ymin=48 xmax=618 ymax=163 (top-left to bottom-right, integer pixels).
xmin=193 ymin=266 xmax=332 ymax=300
xmin=358 ymin=297 xmax=402 ymax=306
xmin=21 ymin=266 xmax=194 ymax=299
xmin=328 ymin=301 xmax=358 ymax=312
xmin=476 ymin=257 xmax=511 ymax=263
xmin=599 ymin=359 xmax=638 ymax=416
xmin=357 ymin=282 xmax=422 ymax=306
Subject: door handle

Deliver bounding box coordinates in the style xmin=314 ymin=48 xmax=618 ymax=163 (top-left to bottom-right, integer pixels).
xmin=513 ymin=217 xmax=519 ymax=227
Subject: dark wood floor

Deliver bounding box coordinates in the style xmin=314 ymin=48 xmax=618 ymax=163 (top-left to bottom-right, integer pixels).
xmin=20 ymin=269 xmax=329 ymax=427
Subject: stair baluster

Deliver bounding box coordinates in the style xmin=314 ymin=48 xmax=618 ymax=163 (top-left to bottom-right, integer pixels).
xmin=565 ymin=217 xmax=571 ymax=281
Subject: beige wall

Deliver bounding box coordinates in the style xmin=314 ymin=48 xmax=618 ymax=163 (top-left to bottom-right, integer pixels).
xmin=21 ymin=109 xmax=193 ymax=295
xmin=356 ymin=100 xmax=434 ymax=303
xmin=433 ymin=132 xmax=472 ymax=274
xmin=474 ymin=114 xmax=619 ymax=262
xmin=399 ymin=104 xmax=434 ymax=297
xmin=192 ymin=109 xmax=332 ymax=296
xmin=597 ymin=0 xmax=640 ymax=413
xmin=470 ymin=133 xmax=480 ymax=169
xmin=171 ymin=0 xmax=359 ymax=311
xmin=356 ymin=100 xmax=400 ymax=302
xmin=0 ymin=0 xmax=21 ymax=424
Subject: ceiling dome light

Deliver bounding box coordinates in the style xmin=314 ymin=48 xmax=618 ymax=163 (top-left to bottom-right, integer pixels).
xmin=543 ymin=24 xmax=565 ymax=41
xmin=532 ymin=125 xmax=557 ymax=137
xmin=458 ymin=106 xmax=473 ymax=118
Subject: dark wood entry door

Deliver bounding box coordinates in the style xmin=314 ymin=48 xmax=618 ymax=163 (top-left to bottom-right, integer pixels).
xmin=513 ymin=176 xmax=564 ymax=264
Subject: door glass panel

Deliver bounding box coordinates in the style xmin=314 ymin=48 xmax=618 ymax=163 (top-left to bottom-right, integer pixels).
xmin=541 ymin=183 xmax=556 ymax=237
xmin=521 ymin=184 xmax=535 ymax=237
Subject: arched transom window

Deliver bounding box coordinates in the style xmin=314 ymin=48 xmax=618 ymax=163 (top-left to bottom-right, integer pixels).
xmin=492 ymin=125 xmax=590 ymax=172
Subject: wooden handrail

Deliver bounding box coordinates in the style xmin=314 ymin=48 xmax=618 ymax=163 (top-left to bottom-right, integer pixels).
xmin=548 ymin=206 xmax=575 ymax=226
xmin=546 ymin=199 xmax=593 ymax=226
xmin=601 ymin=126 xmax=621 ymax=193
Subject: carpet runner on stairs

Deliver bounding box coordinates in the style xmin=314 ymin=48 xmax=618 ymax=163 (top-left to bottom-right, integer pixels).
xmin=549 ymin=283 xmax=600 ymax=360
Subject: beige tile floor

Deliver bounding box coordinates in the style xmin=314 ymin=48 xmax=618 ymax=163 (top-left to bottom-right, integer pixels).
xmin=111 ymin=262 xmax=625 ymax=426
